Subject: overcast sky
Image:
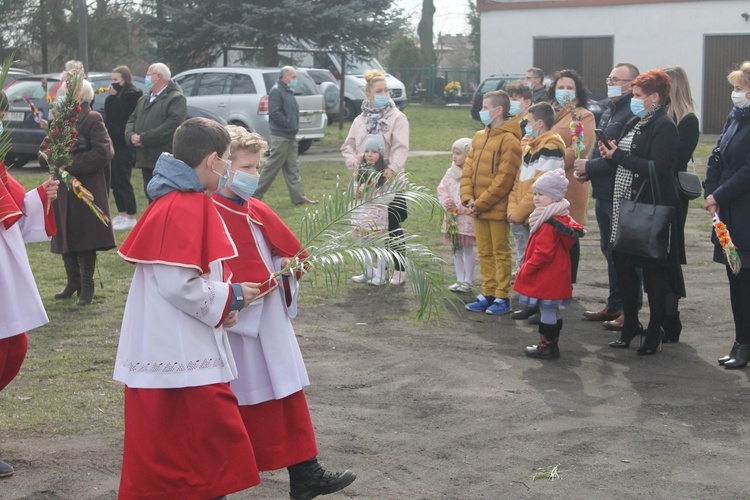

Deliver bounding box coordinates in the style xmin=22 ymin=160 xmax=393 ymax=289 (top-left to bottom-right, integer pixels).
xmin=395 ymin=0 xmax=472 ymax=37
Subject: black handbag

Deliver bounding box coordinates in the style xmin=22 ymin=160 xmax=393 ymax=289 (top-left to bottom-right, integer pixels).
xmin=612 ymin=161 xmax=674 ymax=260
xmin=676 ymin=170 xmax=702 ymax=200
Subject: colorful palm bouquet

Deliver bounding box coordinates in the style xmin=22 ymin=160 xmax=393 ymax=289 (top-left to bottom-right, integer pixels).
xmin=713 ymin=214 xmax=741 ymax=275
xmin=37 ymin=69 xmax=110 ymax=225
xmin=445 ymin=209 xmax=460 ymax=255
xmin=563 ymin=95 xmax=586 ymax=177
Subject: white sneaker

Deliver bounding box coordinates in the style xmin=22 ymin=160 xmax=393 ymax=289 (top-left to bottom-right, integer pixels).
xmin=111 ymin=215 xmax=125 ymax=226
xmin=457 ymin=282 xmax=472 ymax=293
xmin=351 ymin=274 xmax=371 ymax=283
xmin=390 ymin=270 xmax=407 ymax=286
xmin=113 ymin=217 xmax=137 ymax=231
xmin=449 ymin=282 xmax=462 ymax=292
xmin=367 ymin=276 xmax=388 ymax=286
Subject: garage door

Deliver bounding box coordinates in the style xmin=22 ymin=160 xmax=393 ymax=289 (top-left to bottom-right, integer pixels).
xmin=533 ymin=37 xmax=613 ymax=100
xmin=703 ymin=34 xmax=750 ymax=134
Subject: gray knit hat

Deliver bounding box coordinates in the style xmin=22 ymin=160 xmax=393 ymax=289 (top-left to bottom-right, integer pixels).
xmin=452 ymin=137 xmax=472 ymax=155
xmin=533 ymin=169 xmax=568 ymax=202
xmin=363 ymin=134 xmax=386 ymax=157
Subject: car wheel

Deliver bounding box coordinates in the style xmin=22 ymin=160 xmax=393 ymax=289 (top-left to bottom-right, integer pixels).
xmin=297 ymin=139 xmax=312 ymax=155
xmin=5 ymin=154 xmax=30 ymax=168
xmin=343 ymin=99 xmax=359 ymax=122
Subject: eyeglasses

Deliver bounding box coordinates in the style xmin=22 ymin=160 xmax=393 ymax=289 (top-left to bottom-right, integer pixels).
xmin=606 ymin=77 xmax=632 ymax=84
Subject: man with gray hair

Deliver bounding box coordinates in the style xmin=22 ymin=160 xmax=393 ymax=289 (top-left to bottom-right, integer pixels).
xmin=125 ymin=62 xmax=187 ymax=204
xmin=253 ymin=66 xmax=317 ymax=205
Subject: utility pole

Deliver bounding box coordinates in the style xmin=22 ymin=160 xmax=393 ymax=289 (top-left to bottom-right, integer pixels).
xmin=77 ymin=0 xmax=89 ymax=71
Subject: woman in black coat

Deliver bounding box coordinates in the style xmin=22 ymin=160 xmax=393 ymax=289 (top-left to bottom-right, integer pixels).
xmin=704 ymin=61 xmax=750 ymax=369
xmin=599 ymin=69 xmax=680 ymax=355
xmin=662 ymin=65 xmax=700 ymax=342
xmin=104 ymin=65 xmax=142 ymax=231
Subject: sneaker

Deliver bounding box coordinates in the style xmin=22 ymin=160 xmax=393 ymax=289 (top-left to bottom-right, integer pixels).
xmin=367 ymin=276 xmax=388 ymax=286
xmin=113 ymin=217 xmax=137 ymax=231
xmin=0 ymin=458 xmax=14 ymax=478
xmin=486 ymin=298 xmax=512 ymax=315
xmin=288 ymin=458 xmax=356 ymax=500
xmin=390 ymin=270 xmax=407 ymax=285
xmin=448 ymin=282 xmax=462 ymax=292
xmin=465 ymin=294 xmax=493 ymax=312
xmin=111 ymin=215 xmax=125 ymax=226
xmin=456 ymin=282 xmax=472 ymax=293
xmin=351 ymin=274 xmax=371 ymax=284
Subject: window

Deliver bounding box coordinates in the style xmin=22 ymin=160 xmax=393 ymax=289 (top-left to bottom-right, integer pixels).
xmin=174 ymin=73 xmax=198 ymax=96
xmin=196 ymin=73 xmax=229 ymax=96
xmin=231 ymin=73 xmax=256 ymax=94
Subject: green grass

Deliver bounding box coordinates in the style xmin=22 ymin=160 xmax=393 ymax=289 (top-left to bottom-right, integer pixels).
xmin=1 ymin=108 xmax=719 ymax=439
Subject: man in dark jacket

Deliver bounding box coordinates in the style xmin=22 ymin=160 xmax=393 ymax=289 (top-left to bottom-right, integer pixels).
xmin=253 ymin=66 xmax=317 ymax=205
xmin=574 ymin=62 xmax=641 ymax=329
xmin=125 ymin=62 xmax=186 ymax=203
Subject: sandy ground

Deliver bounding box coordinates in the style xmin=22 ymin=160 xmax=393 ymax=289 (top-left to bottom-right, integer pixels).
xmin=3 ymin=203 xmax=750 ymax=500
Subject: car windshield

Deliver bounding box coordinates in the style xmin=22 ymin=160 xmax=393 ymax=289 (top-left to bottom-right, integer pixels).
xmin=330 ymin=55 xmax=384 ymax=75
xmin=5 ymin=79 xmax=57 ymax=103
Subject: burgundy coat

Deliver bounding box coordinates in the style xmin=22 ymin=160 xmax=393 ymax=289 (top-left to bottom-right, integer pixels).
xmin=49 ymin=102 xmax=117 ymax=254
xmin=513 ymin=215 xmax=584 ymax=300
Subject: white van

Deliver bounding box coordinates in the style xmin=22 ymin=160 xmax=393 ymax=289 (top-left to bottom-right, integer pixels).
xmin=307 ymin=52 xmax=408 ymax=120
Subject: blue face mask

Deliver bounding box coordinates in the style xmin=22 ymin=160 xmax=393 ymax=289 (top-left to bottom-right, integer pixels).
xmin=213 ymin=157 xmax=231 ymax=190
xmin=288 ymin=79 xmax=298 ymax=89
xmin=229 ymin=170 xmax=260 ymax=200
xmin=144 ymin=75 xmax=153 ymax=90
xmin=630 ymin=98 xmax=647 ymax=118
xmin=555 ymin=89 xmax=576 ymax=106
xmin=508 ymin=100 xmax=521 ymax=117
xmin=479 ymin=109 xmax=492 ymax=126
xmin=525 ymin=122 xmax=539 ymax=138
xmin=373 ymin=95 xmax=390 ymax=108
xmin=607 ymin=85 xmax=622 ymax=99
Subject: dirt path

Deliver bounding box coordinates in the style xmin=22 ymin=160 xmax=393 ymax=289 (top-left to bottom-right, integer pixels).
xmin=4 ymin=205 xmax=750 ymax=499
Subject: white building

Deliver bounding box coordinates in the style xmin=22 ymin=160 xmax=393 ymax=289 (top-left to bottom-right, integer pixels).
xmin=477 ymin=0 xmax=750 ymax=133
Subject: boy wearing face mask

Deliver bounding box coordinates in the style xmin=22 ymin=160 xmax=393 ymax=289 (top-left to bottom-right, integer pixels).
xmin=508 ymin=103 xmax=566 ymax=320
xmin=505 ymin=82 xmax=533 ymax=137
xmin=212 ymin=126 xmax=357 ymax=499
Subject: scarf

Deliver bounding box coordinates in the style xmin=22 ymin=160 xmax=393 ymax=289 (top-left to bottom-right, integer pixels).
xmin=450 ymin=163 xmax=463 ymax=181
xmin=718 ymin=105 xmax=750 ymax=163
xmin=361 ymin=99 xmax=392 ymax=135
xmin=528 ymin=199 xmax=570 ymax=234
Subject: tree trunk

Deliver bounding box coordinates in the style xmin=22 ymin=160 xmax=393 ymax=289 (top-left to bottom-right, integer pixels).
xmin=262 ymin=38 xmax=279 ymax=67
xmin=418 ymin=0 xmax=436 ymax=67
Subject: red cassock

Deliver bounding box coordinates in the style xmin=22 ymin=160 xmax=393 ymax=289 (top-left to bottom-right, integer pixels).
xmin=213 ymin=194 xmax=318 ymax=471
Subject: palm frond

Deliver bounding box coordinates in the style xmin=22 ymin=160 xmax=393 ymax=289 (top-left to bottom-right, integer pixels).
xmin=272 ymin=173 xmax=461 ymax=323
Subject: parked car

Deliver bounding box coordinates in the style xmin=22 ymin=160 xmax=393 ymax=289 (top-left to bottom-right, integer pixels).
xmin=173 ymin=67 xmax=327 ymax=154
xmin=302 ymin=67 xmax=340 ymax=120
xmin=1 ymin=72 xmax=226 ymax=168
xmin=3 ymin=68 xmax=32 ymax=89
xmin=470 ymin=73 xmax=604 ymax=126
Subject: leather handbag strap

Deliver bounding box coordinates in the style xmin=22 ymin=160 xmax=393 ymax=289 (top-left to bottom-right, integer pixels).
xmin=632 ymin=160 xmax=661 ymax=207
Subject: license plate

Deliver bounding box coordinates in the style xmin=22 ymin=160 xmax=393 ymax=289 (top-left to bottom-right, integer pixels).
xmin=299 ymin=115 xmax=313 ymax=124
xmin=3 ymin=111 xmax=24 ymax=122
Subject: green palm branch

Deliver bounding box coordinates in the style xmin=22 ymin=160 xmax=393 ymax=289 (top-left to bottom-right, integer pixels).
xmin=267 ymin=172 xmax=460 ymax=323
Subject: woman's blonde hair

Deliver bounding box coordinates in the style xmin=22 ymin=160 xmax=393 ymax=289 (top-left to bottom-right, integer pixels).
xmin=727 ymin=61 xmax=750 ymax=89
xmin=664 ymin=66 xmax=695 ymax=124
xmin=364 ymin=69 xmax=386 ymax=95
xmin=226 ymin=125 xmax=268 ymax=156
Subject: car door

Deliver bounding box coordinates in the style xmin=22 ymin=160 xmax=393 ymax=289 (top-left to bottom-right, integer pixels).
xmin=189 ymin=72 xmax=231 ymax=120
xmin=291 ymin=71 xmax=326 ymax=139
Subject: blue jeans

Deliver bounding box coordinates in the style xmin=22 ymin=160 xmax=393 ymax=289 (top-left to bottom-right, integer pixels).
xmin=595 ymin=198 xmax=642 ymax=310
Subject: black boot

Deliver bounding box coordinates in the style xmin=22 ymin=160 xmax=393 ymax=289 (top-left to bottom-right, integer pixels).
xmin=55 ymin=253 xmax=80 ymax=299
xmin=662 ymin=313 xmax=682 ymax=343
xmin=724 ymin=343 xmax=750 ymax=369
xmin=77 ymin=251 xmax=97 ymax=306
xmin=719 ymin=342 xmax=740 ymax=365
xmin=511 ymin=304 xmax=539 ymax=320
xmin=288 ymin=458 xmax=356 ymax=500
xmin=0 ymin=458 xmax=14 ymax=478
xmin=525 ymin=323 xmax=560 ymax=360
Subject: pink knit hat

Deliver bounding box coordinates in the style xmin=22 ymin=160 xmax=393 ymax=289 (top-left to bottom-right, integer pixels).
xmin=533 ymin=169 xmax=568 ymax=202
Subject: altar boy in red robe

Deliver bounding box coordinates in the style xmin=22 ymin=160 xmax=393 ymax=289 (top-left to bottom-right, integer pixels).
xmin=113 ymin=118 xmax=262 ymax=499
xmin=211 ymin=126 xmax=356 ymax=500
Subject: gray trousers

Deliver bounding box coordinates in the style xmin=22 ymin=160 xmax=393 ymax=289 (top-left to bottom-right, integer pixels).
xmin=253 ymin=135 xmax=305 ymax=203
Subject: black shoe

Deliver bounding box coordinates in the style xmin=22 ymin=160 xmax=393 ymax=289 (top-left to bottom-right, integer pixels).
xmin=288 ymin=458 xmax=356 ymax=500
xmin=524 ymin=342 xmax=559 ymax=359
xmin=719 ymin=342 xmax=740 ymax=365
xmin=662 ymin=313 xmax=682 ymax=343
xmin=609 ymin=324 xmax=643 ymax=349
xmin=0 ymin=459 xmax=14 ymax=478
xmin=637 ymin=328 xmax=663 ymax=355
xmin=527 ymin=311 xmax=541 ymax=325
xmin=724 ymin=344 xmax=750 ymax=369
xmin=511 ymin=305 xmax=539 ymax=320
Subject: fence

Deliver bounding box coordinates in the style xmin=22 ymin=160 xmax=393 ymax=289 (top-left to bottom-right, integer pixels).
xmin=388 ymin=67 xmax=480 ymax=105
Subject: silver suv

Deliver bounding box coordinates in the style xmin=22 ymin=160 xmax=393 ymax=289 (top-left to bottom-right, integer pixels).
xmin=173 ymin=67 xmax=327 ymax=154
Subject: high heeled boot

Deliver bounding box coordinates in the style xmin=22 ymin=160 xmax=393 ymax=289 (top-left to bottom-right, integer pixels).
xmin=724 ymin=343 xmax=750 ymax=369
xmin=719 ymin=342 xmax=740 ymax=365
xmin=662 ymin=313 xmax=682 ymax=343
xmin=55 ymin=253 xmax=80 ymax=299
xmin=77 ymin=251 xmax=97 ymax=306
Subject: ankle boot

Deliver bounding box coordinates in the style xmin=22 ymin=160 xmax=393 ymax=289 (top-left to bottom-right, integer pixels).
xmin=55 ymin=253 xmax=80 ymax=299
xmin=724 ymin=343 xmax=750 ymax=369
xmin=77 ymin=251 xmax=97 ymax=306
xmin=662 ymin=313 xmax=682 ymax=343
xmin=719 ymin=342 xmax=740 ymax=365
xmin=525 ymin=323 xmax=560 ymax=360
xmin=287 ymin=457 xmax=356 ymax=500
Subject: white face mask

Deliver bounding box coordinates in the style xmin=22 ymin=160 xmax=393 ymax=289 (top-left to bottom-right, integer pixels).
xmin=732 ymin=90 xmax=750 ymax=108
xmin=607 ymin=85 xmax=623 ymax=98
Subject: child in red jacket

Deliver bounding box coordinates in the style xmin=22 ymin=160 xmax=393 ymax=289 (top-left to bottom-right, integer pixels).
xmin=513 ymin=169 xmax=584 ymax=359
